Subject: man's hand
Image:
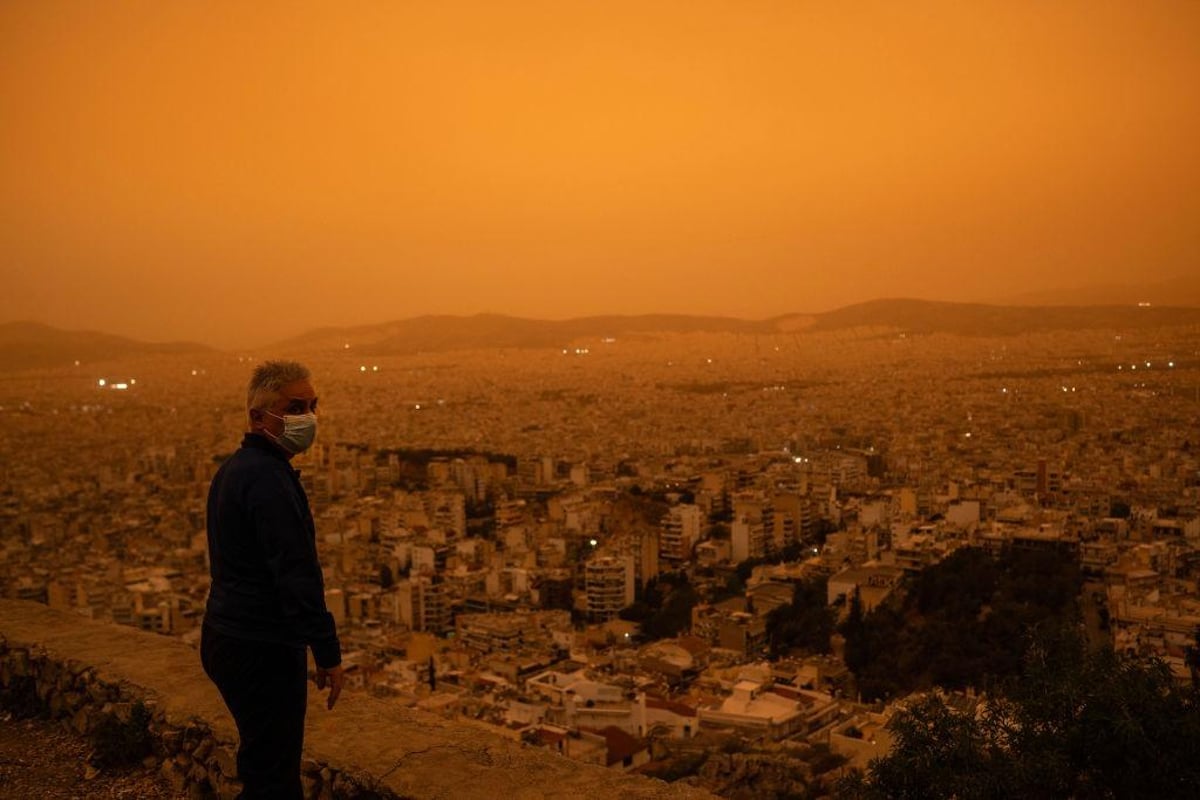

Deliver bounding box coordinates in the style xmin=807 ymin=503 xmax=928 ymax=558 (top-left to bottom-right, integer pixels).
xmin=315 ymin=665 xmax=345 ymax=710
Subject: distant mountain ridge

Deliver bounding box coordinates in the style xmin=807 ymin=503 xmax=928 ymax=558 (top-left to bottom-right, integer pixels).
xmin=277 ymin=312 xmax=767 ymax=355
xmin=0 ymin=321 xmax=212 ymax=372
xmin=802 ymin=298 xmax=1200 ymax=337
xmin=995 ymin=274 xmax=1200 ymax=308
xmin=276 ymin=300 xmax=1200 ymax=355
xmin=6 ymin=299 xmax=1200 ymax=370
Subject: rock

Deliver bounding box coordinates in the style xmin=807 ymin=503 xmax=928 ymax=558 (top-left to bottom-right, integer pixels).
xmin=87 ymin=681 xmax=110 ymax=703
xmin=301 ymin=770 xmax=320 ymax=798
xmin=71 ymin=706 xmax=93 ymax=735
xmin=161 ymin=759 xmax=188 ymax=793
xmin=211 ymin=744 xmax=238 ymax=777
xmin=111 ymin=701 xmax=133 ymax=722
xmin=215 ymin=774 xmax=243 ymax=800
xmin=61 ymin=689 xmax=84 ymax=712
xmin=193 ymin=736 xmax=214 ymax=762
xmin=160 ymin=727 xmax=184 ymax=752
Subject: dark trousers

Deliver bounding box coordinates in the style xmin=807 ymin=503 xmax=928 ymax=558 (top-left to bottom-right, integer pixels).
xmin=201 ymin=623 xmax=307 ymax=800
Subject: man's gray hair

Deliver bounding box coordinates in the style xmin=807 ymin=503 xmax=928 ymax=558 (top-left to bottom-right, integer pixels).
xmin=247 ymin=360 xmax=311 ymax=412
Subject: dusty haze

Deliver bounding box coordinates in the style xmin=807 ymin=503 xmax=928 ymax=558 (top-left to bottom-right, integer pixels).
xmin=2 ymin=1 xmax=1198 ymax=348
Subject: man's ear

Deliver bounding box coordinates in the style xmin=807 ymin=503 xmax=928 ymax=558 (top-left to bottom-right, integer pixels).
xmin=249 ymin=408 xmax=263 ymax=425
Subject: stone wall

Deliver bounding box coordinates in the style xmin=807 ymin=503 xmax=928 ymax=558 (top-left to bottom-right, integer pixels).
xmin=0 ymin=600 xmax=715 ymax=800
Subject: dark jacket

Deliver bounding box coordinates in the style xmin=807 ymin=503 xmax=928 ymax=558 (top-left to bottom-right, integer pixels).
xmin=204 ymin=433 xmax=341 ymax=669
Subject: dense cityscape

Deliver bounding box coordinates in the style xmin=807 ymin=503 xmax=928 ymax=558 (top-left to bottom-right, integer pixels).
xmin=3 ymin=316 xmax=1200 ymax=798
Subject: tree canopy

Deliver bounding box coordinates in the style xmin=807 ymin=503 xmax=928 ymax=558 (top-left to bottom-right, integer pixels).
xmin=837 ymin=625 xmax=1200 ymax=800
xmin=839 ymin=546 xmax=1082 ymax=701
xmin=765 ymin=576 xmax=836 ymax=658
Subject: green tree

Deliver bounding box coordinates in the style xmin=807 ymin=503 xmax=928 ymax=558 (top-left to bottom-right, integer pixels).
xmin=642 ymin=583 xmax=699 ymax=640
xmin=1184 ymin=625 xmax=1200 ymax=687
xmin=837 ymin=626 xmax=1200 ymax=800
xmin=840 ymin=588 xmax=867 ymax=673
xmin=766 ymin=577 xmax=835 ymax=658
xmin=838 ymin=546 xmax=1081 ymax=701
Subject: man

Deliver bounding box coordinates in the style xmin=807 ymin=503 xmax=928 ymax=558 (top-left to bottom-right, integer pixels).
xmin=202 ymin=360 xmax=344 ymax=799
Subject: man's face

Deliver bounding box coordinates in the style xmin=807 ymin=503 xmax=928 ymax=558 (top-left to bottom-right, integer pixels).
xmin=253 ymin=378 xmax=318 ymax=438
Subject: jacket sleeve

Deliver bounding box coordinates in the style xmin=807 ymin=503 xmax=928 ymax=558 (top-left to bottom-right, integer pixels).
xmin=248 ymin=468 xmax=342 ymax=669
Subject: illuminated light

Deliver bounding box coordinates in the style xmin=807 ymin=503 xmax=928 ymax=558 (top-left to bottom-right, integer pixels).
xmin=74 ymin=360 xmax=80 ymax=366
xmin=1131 ymin=365 xmax=1137 ymax=370
xmin=414 ymin=404 xmax=421 ymax=410
xmin=360 ymin=365 xmax=367 ymax=372
xmin=964 ymin=432 xmax=972 ymax=438
xmin=1001 ymin=387 xmax=1008 ymax=393
xmin=589 ymin=538 xmax=598 ymax=547
xmin=343 ymin=343 xmax=350 ymax=349
xmin=191 ymin=369 xmax=198 ymax=376
xmin=812 ymin=547 xmax=819 ymax=554
xmin=706 ymin=358 xmax=713 ymax=364
xmin=562 ymin=349 xmax=568 ymax=355
xmin=129 ymin=379 xmax=136 ymax=385
xmin=113 ymin=383 xmax=128 ymax=390
xmin=1145 ymin=362 xmax=1151 ymax=368
xmin=97 ymin=379 xmax=106 ymax=387
xmin=1061 ymin=386 xmax=1068 ymax=392
xmin=372 ymin=365 xmax=379 ymax=372
xmin=1169 ymin=361 xmax=1175 ymax=368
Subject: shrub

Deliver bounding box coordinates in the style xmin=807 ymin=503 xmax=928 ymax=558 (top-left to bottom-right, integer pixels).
xmin=89 ymin=700 xmax=153 ymax=769
xmin=0 ymin=674 xmax=44 ymax=720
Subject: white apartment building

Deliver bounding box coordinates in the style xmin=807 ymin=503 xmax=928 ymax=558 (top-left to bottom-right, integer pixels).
xmin=659 ymin=503 xmax=703 ymax=563
xmin=585 ymin=555 xmax=635 ymax=621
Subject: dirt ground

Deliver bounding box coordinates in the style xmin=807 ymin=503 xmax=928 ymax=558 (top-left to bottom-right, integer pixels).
xmin=0 ymin=711 xmax=184 ymax=800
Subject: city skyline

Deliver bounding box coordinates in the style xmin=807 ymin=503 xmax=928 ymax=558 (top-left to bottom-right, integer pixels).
xmin=3 ymin=1 xmax=1199 ymax=348
xmin=3 ymin=317 xmax=1198 ymax=796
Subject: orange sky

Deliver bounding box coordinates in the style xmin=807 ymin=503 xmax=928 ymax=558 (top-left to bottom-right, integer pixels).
xmin=2 ymin=1 xmax=1198 ymax=348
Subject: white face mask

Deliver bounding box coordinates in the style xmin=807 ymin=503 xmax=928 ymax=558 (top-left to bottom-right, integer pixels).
xmin=265 ymin=411 xmax=317 ymax=454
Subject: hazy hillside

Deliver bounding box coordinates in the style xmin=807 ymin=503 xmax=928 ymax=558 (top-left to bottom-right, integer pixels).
xmin=0 ymin=322 xmax=212 ymax=372
xmin=274 ymin=313 xmax=767 ymax=355
xmin=8 ymin=297 xmax=1200 ymax=369
xmin=273 ymin=301 xmax=1200 ymax=356
xmin=996 ymin=274 xmax=1200 ymax=308
xmin=803 ymin=298 xmax=1200 ymax=337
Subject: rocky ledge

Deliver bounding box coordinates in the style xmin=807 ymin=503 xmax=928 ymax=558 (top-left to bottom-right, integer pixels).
xmin=0 ymin=599 xmax=715 ymax=800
